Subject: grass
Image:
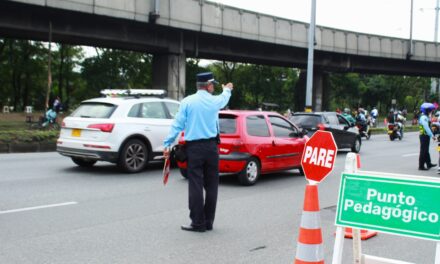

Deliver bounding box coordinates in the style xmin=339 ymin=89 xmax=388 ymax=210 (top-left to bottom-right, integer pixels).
xmin=370 ymin=124 xmax=419 ymax=134
xmin=0 ymin=112 xmax=63 ymax=143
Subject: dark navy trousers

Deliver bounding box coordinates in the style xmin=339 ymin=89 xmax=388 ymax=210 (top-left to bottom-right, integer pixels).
xmin=185 ymin=139 xmax=219 ymax=228
xmin=419 ymin=135 xmax=432 ymax=168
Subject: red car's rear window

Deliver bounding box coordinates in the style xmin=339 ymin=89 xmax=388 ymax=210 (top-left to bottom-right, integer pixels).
xmin=219 ymin=114 xmax=237 ymax=134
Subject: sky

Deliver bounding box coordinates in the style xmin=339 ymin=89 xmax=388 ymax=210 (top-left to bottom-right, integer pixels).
xmin=213 ymin=0 xmax=439 ymax=42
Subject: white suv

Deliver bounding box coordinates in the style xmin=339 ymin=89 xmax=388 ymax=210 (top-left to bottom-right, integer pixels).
xmin=57 ymin=90 xmax=180 ymax=173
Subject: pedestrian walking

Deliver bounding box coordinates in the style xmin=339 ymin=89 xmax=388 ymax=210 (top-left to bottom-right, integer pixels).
xmin=418 ymin=102 xmax=437 ymax=171
xmin=53 ymin=96 xmax=62 ymax=113
xmin=163 ymin=72 xmax=233 ymax=232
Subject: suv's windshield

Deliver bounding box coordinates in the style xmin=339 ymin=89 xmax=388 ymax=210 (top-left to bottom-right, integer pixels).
xmin=71 ymin=103 xmax=117 ymax=118
xmin=290 ymin=115 xmax=321 ymax=128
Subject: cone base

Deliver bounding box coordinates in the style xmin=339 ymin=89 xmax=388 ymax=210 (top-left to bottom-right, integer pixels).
xmin=344 ymin=228 xmax=378 ymax=240
xmin=294 ymin=259 xmax=324 ymax=264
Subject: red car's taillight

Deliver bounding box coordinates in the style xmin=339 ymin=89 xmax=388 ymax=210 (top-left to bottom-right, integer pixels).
xmin=87 ymin=123 xmax=115 ymax=133
xmin=231 ymin=140 xmax=245 ymax=152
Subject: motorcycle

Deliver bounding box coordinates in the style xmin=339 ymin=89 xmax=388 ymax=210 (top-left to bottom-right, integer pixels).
xmin=370 ymin=115 xmax=378 ymax=128
xmin=432 ymin=123 xmax=440 ymax=173
xmin=356 ymin=121 xmax=371 ymax=140
xmin=387 ymin=122 xmax=403 ymax=141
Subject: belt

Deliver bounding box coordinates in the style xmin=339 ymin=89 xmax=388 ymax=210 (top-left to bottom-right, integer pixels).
xmin=186 ymin=137 xmax=217 ymax=144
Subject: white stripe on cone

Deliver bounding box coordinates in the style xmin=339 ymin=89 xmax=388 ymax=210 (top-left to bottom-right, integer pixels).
xmin=300 ymin=211 xmax=321 ymax=229
xmin=295 ymin=242 xmax=324 ymax=262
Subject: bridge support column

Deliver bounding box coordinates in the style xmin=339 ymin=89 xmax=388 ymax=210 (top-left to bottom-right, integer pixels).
xmin=294 ymin=70 xmax=329 ymax=111
xmin=152 ymin=53 xmax=186 ymax=101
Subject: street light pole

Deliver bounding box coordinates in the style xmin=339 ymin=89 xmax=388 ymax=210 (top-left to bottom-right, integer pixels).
xmin=305 ymin=0 xmax=316 ymax=112
xmin=436 ymin=0 xmax=440 ymax=102
xmin=408 ymin=0 xmax=414 ymax=59
xmin=435 ymin=0 xmax=439 ymax=42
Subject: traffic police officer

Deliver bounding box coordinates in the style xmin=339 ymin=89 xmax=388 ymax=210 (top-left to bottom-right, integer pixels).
xmin=163 ymin=72 xmax=233 ymax=232
xmin=418 ymin=102 xmax=437 ymax=170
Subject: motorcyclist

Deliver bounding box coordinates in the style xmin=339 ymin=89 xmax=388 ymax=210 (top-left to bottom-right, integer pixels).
xmin=356 ymin=108 xmax=369 ymax=139
xmin=370 ymin=107 xmax=378 ymax=119
xmin=387 ymin=108 xmax=396 ymax=123
xmin=418 ymin=102 xmax=437 ymax=170
xmin=432 ymin=112 xmax=440 ymax=174
xmin=370 ymin=107 xmax=378 ymax=127
xmin=42 ymin=108 xmax=57 ymax=127
xmin=395 ymin=110 xmax=406 ymax=138
xmin=342 ymin=108 xmax=356 ymax=126
xmin=356 ymin=108 xmax=367 ymax=127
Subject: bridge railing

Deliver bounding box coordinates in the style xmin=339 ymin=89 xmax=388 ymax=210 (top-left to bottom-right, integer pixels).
xmin=8 ymin=0 xmax=440 ymax=62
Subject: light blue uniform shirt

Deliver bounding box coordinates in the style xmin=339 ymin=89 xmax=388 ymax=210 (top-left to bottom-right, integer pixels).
xmin=163 ymin=88 xmax=232 ymax=148
xmin=419 ymin=114 xmax=433 ymax=137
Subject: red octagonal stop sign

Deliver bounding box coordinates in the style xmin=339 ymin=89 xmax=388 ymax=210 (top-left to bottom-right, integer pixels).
xmin=301 ymin=130 xmax=338 ymax=183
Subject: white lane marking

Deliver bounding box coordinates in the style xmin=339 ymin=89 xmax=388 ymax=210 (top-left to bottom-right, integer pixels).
xmin=0 ymin=201 xmax=78 ymax=215
xmin=402 ymin=153 xmax=419 ymax=157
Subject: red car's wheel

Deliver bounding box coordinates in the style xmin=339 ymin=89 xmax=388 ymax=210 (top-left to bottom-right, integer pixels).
xmin=238 ymin=157 xmax=260 ymax=186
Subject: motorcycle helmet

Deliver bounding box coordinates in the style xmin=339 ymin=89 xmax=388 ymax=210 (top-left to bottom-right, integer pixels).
xmin=344 ymin=108 xmax=351 ymax=114
xmin=420 ymin=102 xmax=436 ymax=114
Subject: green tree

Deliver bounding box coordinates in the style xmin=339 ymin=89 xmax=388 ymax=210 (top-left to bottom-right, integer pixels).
xmin=0 ymin=39 xmax=48 ymax=110
xmin=185 ymin=59 xmax=207 ymax=96
xmin=51 ymin=44 xmax=84 ymax=110
xmin=80 ymin=48 xmax=152 ymax=99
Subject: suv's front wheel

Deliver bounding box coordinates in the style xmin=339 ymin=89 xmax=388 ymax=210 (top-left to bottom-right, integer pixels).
xmin=118 ymin=139 xmax=148 ymax=173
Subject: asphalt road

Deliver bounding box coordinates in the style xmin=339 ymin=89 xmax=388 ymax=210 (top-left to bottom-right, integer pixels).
xmin=0 ymin=132 xmax=439 ymax=264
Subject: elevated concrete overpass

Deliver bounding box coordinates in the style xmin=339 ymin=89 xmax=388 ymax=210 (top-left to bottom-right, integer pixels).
xmin=1 ymin=0 xmax=440 ymax=110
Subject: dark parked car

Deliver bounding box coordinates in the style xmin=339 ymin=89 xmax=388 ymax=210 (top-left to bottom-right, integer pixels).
xmin=290 ymin=112 xmax=361 ymax=153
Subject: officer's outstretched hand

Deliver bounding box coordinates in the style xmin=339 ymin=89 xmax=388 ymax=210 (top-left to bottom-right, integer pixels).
xmin=222 ymin=83 xmax=233 ymax=90
xmin=163 ymin=147 xmax=170 ymax=159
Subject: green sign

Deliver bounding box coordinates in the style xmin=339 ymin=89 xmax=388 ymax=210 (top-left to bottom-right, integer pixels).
xmin=336 ymin=172 xmax=440 ymax=241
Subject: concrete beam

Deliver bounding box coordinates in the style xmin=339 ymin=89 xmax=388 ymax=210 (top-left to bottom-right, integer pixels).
xmin=1 ymin=1 xmax=440 ymax=77
xmin=152 ymin=53 xmax=186 ymax=101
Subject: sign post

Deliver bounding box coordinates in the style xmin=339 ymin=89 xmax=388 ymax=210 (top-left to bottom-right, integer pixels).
xmin=301 ymin=130 xmax=338 ymax=183
xmin=332 ymin=159 xmax=440 ymax=263
xmin=336 ymin=172 xmax=440 ymax=240
xmin=295 ymin=130 xmax=338 ymax=263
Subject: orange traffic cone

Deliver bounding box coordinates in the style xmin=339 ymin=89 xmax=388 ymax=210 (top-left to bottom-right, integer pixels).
xmin=344 ymin=228 xmax=377 ymax=240
xmin=295 ymin=184 xmax=324 ymax=264
xmin=343 ymin=154 xmax=378 ymax=240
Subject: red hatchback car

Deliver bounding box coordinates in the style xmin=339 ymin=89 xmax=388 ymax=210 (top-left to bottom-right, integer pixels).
xmin=176 ymin=110 xmax=308 ymax=185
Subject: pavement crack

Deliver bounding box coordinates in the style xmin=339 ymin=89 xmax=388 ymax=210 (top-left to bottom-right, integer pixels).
xmin=249 ymin=245 xmax=266 ymax=252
